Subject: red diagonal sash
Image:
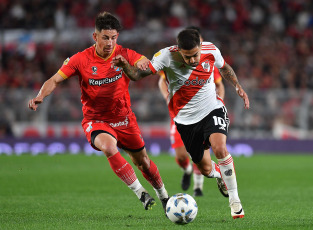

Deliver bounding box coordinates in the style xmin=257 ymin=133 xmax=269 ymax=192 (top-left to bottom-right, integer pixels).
xmin=168 ymin=54 xmax=215 ymax=119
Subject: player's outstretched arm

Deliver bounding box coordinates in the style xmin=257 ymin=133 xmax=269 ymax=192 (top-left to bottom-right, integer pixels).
xmin=219 ymin=63 xmax=250 ymax=109
xmin=136 ymin=56 xmax=150 ymax=71
xmin=28 ymin=73 xmax=65 ymax=111
xmin=111 ymin=55 xmax=153 ymax=81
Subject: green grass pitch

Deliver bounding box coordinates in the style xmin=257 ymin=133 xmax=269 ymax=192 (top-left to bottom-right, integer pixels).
xmin=1 ymin=153 xmax=313 ymax=230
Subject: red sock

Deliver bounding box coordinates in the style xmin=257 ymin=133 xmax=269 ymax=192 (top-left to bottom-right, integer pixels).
xmin=175 ymin=157 xmax=190 ymax=169
xmin=193 ymin=163 xmax=202 ymax=175
xmin=108 ymin=152 xmax=137 ymax=186
xmin=140 ymin=160 xmax=164 ymax=189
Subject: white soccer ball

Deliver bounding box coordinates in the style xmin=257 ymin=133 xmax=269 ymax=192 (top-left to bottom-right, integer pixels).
xmin=166 ymin=193 xmax=198 ymax=224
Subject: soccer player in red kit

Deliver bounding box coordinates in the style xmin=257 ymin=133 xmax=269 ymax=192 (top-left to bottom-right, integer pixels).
xmin=28 ymin=12 xmax=169 ymax=212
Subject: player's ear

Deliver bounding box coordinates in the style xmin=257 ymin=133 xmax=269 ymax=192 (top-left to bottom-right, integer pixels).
xmin=92 ymin=32 xmax=97 ymax=42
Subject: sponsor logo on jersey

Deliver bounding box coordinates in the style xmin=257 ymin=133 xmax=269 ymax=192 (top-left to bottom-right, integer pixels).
xmin=201 ymin=60 xmax=211 ymax=72
xmin=92 ymin=66 xmax=98 ymax=74
xmin=89 ymin=72 xmax=123 ymax=86
xmin=109 ymin=116 xmax=129 ymax=128
xmin=63 ymin=57 xmax=70 ymax=65
xmin=177 ymin=76 xmax=211 ymax=86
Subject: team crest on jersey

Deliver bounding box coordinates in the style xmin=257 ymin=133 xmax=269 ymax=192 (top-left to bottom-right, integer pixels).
xmin=201 ymin=60 xmax=211 ymax=72
xmin=92 ymin=66 xmax=98 ymax=74
xmin=113 ymin=66 xmax=122 ymax=71
xmin=63 ymin=57 xmax=70 ymax=65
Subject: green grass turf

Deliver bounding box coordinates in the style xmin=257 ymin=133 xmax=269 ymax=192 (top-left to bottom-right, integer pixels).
xmin=1 ymin=153 xmax=313 ymax=230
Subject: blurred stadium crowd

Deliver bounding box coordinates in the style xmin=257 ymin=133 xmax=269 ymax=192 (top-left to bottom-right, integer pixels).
xmin=0 ymin=0 xmax=313 ymax=139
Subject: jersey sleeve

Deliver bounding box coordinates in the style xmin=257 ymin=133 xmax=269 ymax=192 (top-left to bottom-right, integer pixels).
xmin=149 ymin=48 xmax=171 ymax=74
xmin=58 ymin=53 xmax=80 ymax=79
xmin=125 ymin=49 xmax=144 ymax=66
xmin=213 ymin=46 xmax=225 ymax=69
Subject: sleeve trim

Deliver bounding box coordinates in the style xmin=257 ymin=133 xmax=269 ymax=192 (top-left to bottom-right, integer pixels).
xmin=134 ymin=56 xmax=146 ymax=66
xmin=214 ymin=77 xmax=222 ymax=84
xmin=148 ymin=62 xmax=157 ymax=73
xmin=58 ymin=70 xmax=68 ymax=79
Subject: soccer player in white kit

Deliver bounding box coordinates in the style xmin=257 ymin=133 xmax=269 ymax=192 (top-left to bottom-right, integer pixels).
xmin=112 ymin=29 xmax=250 ymax=219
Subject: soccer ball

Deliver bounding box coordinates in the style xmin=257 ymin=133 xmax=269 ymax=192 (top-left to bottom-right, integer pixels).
xmin=166 ymin=193 xmax=198 ymax=224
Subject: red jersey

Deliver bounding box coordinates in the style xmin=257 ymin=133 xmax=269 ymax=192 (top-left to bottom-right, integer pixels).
xmin=58 ymin=44 xmax=144 ymax=121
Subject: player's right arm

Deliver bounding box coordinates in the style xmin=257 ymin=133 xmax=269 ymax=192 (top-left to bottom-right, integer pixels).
xmin=111 ymin=54 xmax=153 ymax=81
xmin=28 ymin=73 xmax=65 ymax=111
xmin=112 ymin=48 xmax=170 ymax=81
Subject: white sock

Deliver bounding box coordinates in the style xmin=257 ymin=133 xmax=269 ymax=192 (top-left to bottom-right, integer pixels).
xmin=153 ymin=184 xmax=169 ymax=200
xmin=193 ymin=173 xmax=204 ymax=190
xmin=208 ymin=160 xmax=222 ymax=178
xmin=128 ymin=179 xmax=145 ymax=199
xmin=218 ymin=154 xmax=240 ymax=202
xmin=185 ymin=163 xmax=193 ymax=174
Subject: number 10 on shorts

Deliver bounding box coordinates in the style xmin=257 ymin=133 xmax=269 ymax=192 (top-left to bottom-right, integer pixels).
xmin=213 ymin=116 xmax=227 ymax=131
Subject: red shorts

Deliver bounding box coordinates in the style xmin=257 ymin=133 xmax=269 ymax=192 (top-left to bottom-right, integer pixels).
xmin=82 ymin=112 xmax=145 ymax=151
xmin=170 ymin=119 xmax=184 ymax=149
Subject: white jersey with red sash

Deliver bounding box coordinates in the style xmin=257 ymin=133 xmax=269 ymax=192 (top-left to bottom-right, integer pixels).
xmin=149 ymin=42 xmax=225 ymax=125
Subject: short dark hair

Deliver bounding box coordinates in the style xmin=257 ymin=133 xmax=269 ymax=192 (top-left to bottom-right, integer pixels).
xmin=185 ymin=26 xmax=201 ymax=34
xmin=95 ymin=12 xmax=122 ymax=32
xmin=177 ymin=29 xmax=201 ymax=50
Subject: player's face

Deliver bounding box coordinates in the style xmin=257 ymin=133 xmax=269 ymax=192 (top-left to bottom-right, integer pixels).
xmin=179 ymin=46 xmax=201 ymax=67
xmin=93 ymin=29 xmax=119 ymax=58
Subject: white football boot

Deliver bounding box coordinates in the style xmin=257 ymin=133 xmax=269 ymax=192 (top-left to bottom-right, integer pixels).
xmin=230 ymin=199 xmax=245 ymax=219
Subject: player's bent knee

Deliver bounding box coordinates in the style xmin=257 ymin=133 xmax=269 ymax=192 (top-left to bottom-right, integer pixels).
xmin=99 ymin=144 xmax=118 ymax=157
xmin=197 ymin=163 xmax=212 ymax=176
xmin=201 ymin=166 xmax=213 ymax=176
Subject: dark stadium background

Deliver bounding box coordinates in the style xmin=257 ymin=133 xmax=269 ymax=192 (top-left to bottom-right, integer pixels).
xmin=0 ymin=0 xmax=312 ymax=154
xmin=1 ymin=1 xmax=313 ymax=230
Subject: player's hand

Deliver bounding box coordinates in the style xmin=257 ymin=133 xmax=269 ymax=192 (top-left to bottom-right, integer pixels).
xmin=111 ymin=55 xmax=129 ymax=69
xmin=136 ymin=57 xmax=150 ymax=71
xmin=236 ymin=85 xmax=250 ymax=109
xmin=28 ymin=97 xmax=43 ymax=111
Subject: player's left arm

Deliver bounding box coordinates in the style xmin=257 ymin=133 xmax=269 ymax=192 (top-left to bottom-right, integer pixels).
xmin=219 ymin=63 xmax=250 ymax=109
xmin=111 ymin=54 xmax=153 ymax=81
